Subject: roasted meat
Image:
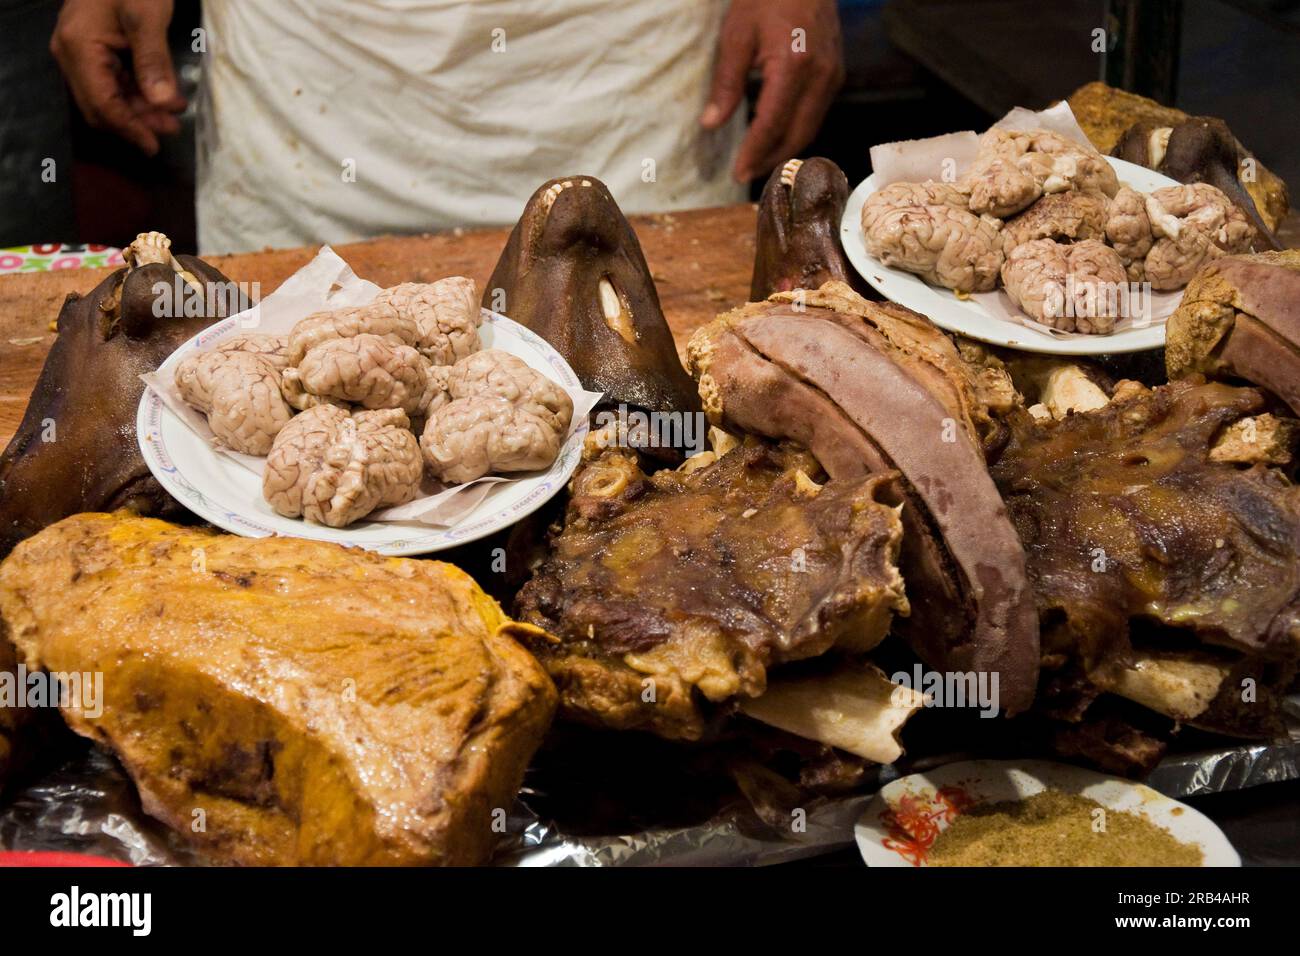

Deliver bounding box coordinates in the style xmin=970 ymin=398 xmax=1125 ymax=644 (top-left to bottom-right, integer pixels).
xmin=751 ymin=157 xmax=865 ymax=300
xmin=991 ymin=378 xmax=1300 ymax=741
xmin=515 ymin=439 xmax=908 ymax=740
xmin=0 ymin=514 xmax=556 ymax=866
xmin=0 ymin=232 xmax=244 ymax=558
xmin=1166 ymin=249 xmax=1300 ymax=417
xmin=483 ymin=176 xmax=700 ymax=426
xmin=688 ymin=283 xmax=1039 ymax=714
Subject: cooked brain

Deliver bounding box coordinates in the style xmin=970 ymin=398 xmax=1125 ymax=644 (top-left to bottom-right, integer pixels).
xmin=282 ymin=333 xmax=433 ymax=414
xmin=175 ymin=347 xmax=295 ymax=455
xmin=964 ymin=128 xmax=1119 ymax=218
xmin=1001 ymin=238 xmax=1128 ymax=334
xmin=862 ymin=201 xmax=1004 ymax=293
xmin=1002 ymin=190 xmax=1110 ymax=254
xmin=286 ymin=303 xmax=420 ymax=365
xmin=446 ymin=349 xmax=574 ymax=432
xmin=263 ymin=405 xmax=423 ymax=527
xmin=374 ymin=277 xmax=481 ymax=365
xmin=1142 ymin=183 xmax=1257 ymax=290
xmin=421 ymin=396 xmax=566 ymax=484
xmin=216 ymin=332 xmax=291 ymax=370
xmin=420 ymin=349 xmax=574 ymax=484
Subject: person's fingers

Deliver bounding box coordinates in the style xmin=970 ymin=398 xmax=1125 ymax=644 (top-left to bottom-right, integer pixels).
xmin=701 ymin=8 xmax=756 ymax=129
xmin=751 ymin=59 xmax=841 ymax=177
xmin=133 ymin=104 xmax=182 ymax=136
xmin=121 ymin=0 xmax=182 ymax=107
xmin=732 ymin=61 xmax=806 ymax=182
xmin=56 ymin=37 xmax=161 ymax=154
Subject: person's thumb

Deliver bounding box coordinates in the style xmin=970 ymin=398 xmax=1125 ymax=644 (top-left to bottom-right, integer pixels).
xmin=701 ymin=20 xmax=755 ymax=129
xmin=123 ymin=0 xmax=179 ymax=106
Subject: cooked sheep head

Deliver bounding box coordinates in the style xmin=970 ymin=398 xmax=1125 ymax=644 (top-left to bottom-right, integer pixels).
xmin=991 ymin=378 xmax=1300 ymax=741
xmin=1166 ymin=249 xmax=1300 ymax=416
xmin=483 ymin=176 xmax=701 ymax=424
xmin=0 ymin=232 xmax=246 ymax=558
xmin=751 ymin=157 xmax=865 ymax=300
xmin=688 ymin=282 xmax=1040 ymax=715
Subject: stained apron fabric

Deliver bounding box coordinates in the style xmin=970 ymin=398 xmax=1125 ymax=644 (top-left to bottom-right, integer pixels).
xmin=196 ymin=0 xmax=746 ymax=254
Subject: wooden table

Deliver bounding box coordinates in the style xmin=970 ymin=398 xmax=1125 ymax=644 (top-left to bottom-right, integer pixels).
xmin=0 ymin=204 xmax=757 ymax=447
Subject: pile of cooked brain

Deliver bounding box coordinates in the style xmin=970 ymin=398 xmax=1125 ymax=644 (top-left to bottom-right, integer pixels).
xmin=174 ymin=277 xmax=573 ymax=527
xmin=860 ymin=127 xmax=1261 ymax=332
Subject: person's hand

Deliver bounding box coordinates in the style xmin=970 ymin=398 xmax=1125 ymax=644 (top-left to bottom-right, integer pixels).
xmin=701 ymin=0 xmax=845 ymax=183
xmin=50 ymin=0 xmax=185 ymax=155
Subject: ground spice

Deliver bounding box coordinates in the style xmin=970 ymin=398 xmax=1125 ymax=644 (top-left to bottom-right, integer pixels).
xmin=926 ymin=789 xmax=1204 ymax=866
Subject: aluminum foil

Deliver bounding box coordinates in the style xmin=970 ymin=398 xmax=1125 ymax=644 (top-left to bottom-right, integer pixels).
xmin=3 ymin=702 xmax=1296 ymax=867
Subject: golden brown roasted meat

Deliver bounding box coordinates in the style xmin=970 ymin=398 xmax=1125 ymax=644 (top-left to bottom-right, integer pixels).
xmin=515 ymin=440 xmax=908 ymax=740
xmin=0 ymin=514 xmax=556 ymax=865
xmin=991 ymin=379 xmax=1300 ymax=739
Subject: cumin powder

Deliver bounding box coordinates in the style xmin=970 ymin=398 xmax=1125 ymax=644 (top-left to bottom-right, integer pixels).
xmin=926 ymin=789 xmax=1204 ymax=866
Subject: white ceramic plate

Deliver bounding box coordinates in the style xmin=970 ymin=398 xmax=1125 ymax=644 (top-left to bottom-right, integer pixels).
xmin=854 ymin=759 xmax=1239 ymax=867
xmin=841 ymin=158 xmax=1181 ymax=354
xmin=138 ymin=312 xmax=588 ymax=556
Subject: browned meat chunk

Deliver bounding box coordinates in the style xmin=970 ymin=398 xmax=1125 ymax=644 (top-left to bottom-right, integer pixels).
xmin=991 ymin=379 xmax=1300 ymax=740
xmin=515 ymin=440 xmax=907 ymax=740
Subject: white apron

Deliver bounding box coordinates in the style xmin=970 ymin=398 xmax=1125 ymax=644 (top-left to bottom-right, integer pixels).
xmin=196 ymin=0 xmax=746 ymax=254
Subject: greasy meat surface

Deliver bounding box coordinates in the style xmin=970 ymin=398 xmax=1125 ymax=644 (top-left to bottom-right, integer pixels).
xmin=515 ymin=441 xmax=907 ymax=740
xmin=991 ymin=379 xmax=1300 ymax=677
xmin=483 ymin=176 xmax=700 ymax=427
xmin=1166 ymin=249 xmax=1300 ymax=417
xmin=689 ymin=284 xmax=1040 ymax=714
xmin=0 ymin=514 xmax=556 ymax=866
xmin=0 ymin=236 xmax=242 ymax=558
xmin=751 ymin=157 xmax=866 ymax=299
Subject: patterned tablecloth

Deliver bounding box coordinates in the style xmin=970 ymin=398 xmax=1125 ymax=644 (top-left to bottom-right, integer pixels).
xmin=0 ymin=244 xmax=124 ymax=274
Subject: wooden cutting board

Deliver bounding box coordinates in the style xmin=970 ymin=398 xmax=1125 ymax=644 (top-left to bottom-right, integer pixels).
xmin=0 ymin=204 xmax=758 ymax=447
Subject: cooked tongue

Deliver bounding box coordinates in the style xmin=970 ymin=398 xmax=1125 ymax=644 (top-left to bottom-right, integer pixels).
xmin=690 ymin=288 xmax=1040 ymax=714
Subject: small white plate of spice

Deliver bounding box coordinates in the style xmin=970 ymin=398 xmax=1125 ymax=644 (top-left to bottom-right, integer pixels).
xmin=855 ymin=759 xmax=1239 ymax=867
